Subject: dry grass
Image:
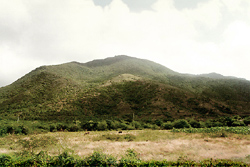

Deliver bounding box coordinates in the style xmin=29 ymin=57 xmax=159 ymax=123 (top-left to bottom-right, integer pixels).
xmin=0 ymin=130 xmax=250 ymax=163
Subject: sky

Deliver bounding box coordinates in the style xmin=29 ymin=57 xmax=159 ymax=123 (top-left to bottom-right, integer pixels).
xmin=1 ymin=0 xmax=250 ymax=87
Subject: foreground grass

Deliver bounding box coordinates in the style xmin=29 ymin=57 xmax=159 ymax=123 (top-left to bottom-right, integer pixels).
xmin=1 ymin=150 xmax=249 ymax=166
xmin=0 ymin=129 xmax=250 ymax=165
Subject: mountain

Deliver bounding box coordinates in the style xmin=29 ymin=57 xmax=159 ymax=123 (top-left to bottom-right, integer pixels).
xmin=0 ymin=55 xmax=250 ymax=122
xmin=198 ymin=72 xmax=244 ymax=80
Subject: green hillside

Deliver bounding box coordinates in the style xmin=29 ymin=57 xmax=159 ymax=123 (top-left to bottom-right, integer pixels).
xmin=0 ymin=55 xmax=250 ymax=122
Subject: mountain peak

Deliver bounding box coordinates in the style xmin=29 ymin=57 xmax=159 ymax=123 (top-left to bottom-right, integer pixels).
xmin=83 ymin=55 xmax=132 ymax=67
xmin=1 ymin=55 xmax=250 ymax=122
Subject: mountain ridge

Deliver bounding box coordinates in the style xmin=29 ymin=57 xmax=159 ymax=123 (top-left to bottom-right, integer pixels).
xmin=0 ymin=55 xmax=250 ymax=122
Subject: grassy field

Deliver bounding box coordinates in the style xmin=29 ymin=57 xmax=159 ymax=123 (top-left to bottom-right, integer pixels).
xmin=0 ymin=129 xmax=250 ymax=164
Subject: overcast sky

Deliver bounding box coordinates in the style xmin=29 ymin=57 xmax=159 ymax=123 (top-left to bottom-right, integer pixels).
xmin=1 ymin=0 xmax=250 ymax=87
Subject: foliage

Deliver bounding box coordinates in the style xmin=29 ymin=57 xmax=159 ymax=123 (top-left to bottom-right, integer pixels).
xmin=1 ymin=116 xmax=250 ymax=137
xmin=0 ymin=121 xmax=30 ymax=137
xmin=0 ymin=150 xmax=249 ymax=166
xmin=97 ymin=120 xmax=108 ymax=131
xmin=119 ymin=148 xmax=141 ymax=166
xmin=244 ymin=116 xmax=250 ymax=125
xmin=162 ymin=121 xmax=173 ymax=130
xmin=172 ymin=119 xmax=191 ymax=129
xmin=189 ymin=119 xmax=202 ymax=128
xmin=171 ymin=126 xmax=250 ymax=135
xmin=83 ymin=151 xmax=117 ymax=166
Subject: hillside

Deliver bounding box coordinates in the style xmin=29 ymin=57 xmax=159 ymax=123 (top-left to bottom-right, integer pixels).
xmin=0 ymin=55 xmax=250 ymax=122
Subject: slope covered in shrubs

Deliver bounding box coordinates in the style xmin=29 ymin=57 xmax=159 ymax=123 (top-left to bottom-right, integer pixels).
xmin=0 ymin=55 xmax=250 ymax=123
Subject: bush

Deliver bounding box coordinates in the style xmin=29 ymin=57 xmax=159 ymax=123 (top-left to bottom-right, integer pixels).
xmin=49 ymin=124 xmax=57 ymax=132
xmin=151 ymin=124 xmax=160 ymax=130
xmin=109 ymin=120 xmax=120 ymax=130
xmin=81 ymin=120 xmax=97 ymax=131
xmin=67 ymin=125 xmax=80 ymax=132
xmin=19 ymin=125 xmax=29 ymax=135
xmin=173 ymin=120 xmax=191 ymax=129
xmin=142 ymin=123 xmax=154 ymax=129
xmin=36 ymin=123 xmax=50 ymax=131
xmin=84 ymin=151 xmax=117 ymax=166
xmin=154 ymin=119 xmax=163 ymax=126
xmin=0 ymin=154 xmax=12 ymax=166
xmin=56 ymin=123 xmax=68 ymax=131
xmin=0 ymin=127 xmax=7 ymax=137
xmin=55 ymin=151 xmax=76 ymax=166
xmin=119 ymin=148 xmax=141 ymax=166
xmin=189 ymin=120 xmax=201 ymax=128
xmin=6 ymin=126 xmax=15 ymax=134
xmin=162 ymin=122 xmax=173 ymax=130
xmin=97 ymin=120 xmax=108 ymax=131
xmin=131 ymin=121 xmax=142 ymax=130
xmin=243 ymin=117 xmax=250 ymax=125
xmin=232 ymin=121 xmax=245 ymax=127
xmin=205 ymin=120 xmax=223 ymax=128
xmin=119 ymin=122 xmax=135 ymax=130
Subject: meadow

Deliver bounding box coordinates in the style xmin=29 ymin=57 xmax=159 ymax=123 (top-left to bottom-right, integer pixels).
xmin=0 ymin=128 xmax=250 ymax=166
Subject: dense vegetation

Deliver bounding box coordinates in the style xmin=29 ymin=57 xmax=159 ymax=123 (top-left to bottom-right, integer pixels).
xmin=0 ymin=149 xmax=249 ymax=166
xmin=0 ymin=115 xmax=249 ymax=137
xmin=0 ymin=55 xmax=250 ymax=124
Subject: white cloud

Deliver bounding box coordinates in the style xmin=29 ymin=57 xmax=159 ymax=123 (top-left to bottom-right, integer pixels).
xmin=0 ymin=0 xmax=250 ymax=87
xmin=184 ymin=0 xmax=223 ymax=29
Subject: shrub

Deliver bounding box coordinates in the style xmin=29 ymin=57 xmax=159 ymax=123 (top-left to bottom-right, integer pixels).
xmin=154 ymin=119 xmax=163 ymax=126
xmin=119 ymin=148 xmax=141 ymax=166
xmin=0 ymin=127 xmax=7 ymax=137
xmin=189 ymin=120 xmax=201 ymax=128
xmin=6 ymin=126 xmax=15 ymax=134
xmin=118 ymin=122 xmax=135 ymax=130
xmin=142 ymin=123 xmax=154 ymax=129
xmin=109 ymin=120 xmax=120 ymax=130
xmin=162 ymin=122 xmax=173 ymax=130
xmin=243 ymin=117 xmax=250 ymax=125
xmin=0 ymin=154 xmax=12 ymax=166
xmin=49 ymin=124 xmax=57 ymax=132
xmin=56 ymin=123 xmax=68 ymax=131
xmin=36 ymin=123 xmax=50 ymax=131
xmin=173 ymin=120 xmax=191 ymax=129
xmin=67 ymin=125 xmax=80 ymax=132
xmin=232 ymin=121 xmax=245 ymax=127
xmin=81 ymin=120 xmax=97 ymax=131
xmin=204 ymin=120 xmax=223 ymax=128
xmin=18 ymin=125 xmax=29 ymax=135
xmin=131 ymin=121 xmax=142 ymax=130
xmin=54 ymin=151 xmax=76 ymax=166
xmin=84 ymin=151 xmax=117 ymax=166
xmin=97 ymin=120 xmax=108 ymax=131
